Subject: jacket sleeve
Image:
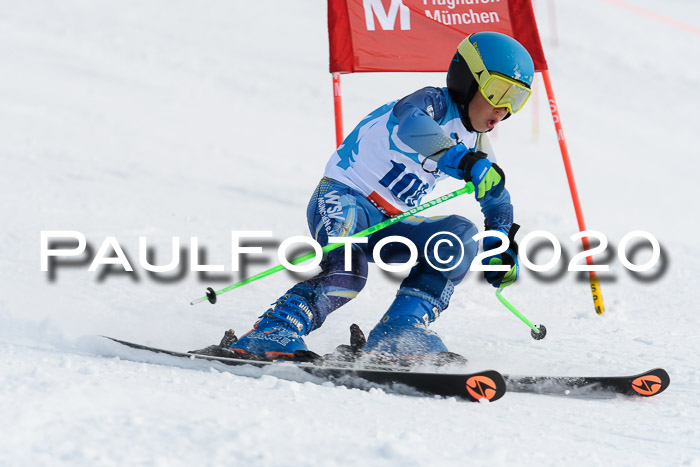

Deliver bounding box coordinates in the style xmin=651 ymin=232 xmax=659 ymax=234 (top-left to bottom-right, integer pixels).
xmin=392 ymin=87 xmax=456 ymax=157
xmin=474 ymin=133 xmax=514 ymax=232
xmin=479 ymin=187 xmax=514 ymax=233
xmin=395 ymin=87 xmax=515 ymax=231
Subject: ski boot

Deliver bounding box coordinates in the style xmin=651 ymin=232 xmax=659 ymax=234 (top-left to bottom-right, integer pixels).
xmin=227 ymin=294 xmax=318 ymax=361
xmin=364 ymin=290 xmax=467 ymax=366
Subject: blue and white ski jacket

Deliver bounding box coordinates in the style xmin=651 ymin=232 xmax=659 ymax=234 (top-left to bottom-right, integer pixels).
xmin=324 ymin=86 xmax=513 ymax=230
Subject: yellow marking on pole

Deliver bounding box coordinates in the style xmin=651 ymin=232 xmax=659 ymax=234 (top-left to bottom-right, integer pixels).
xmin=590 ymin=276 xmax=605 ymax=315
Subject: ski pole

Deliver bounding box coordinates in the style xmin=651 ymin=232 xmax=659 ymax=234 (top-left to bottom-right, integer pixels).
xmin=495 ymin=288 xmax=547 ymax=340
xmin=191 ymin=182 xmax=475 ymax=305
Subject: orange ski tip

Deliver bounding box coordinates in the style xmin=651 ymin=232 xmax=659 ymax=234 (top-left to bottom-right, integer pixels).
xmin=466 ymin=375 xmax=498 ymax=401
xmin=632 ymin=375 xmax=663 ymax=396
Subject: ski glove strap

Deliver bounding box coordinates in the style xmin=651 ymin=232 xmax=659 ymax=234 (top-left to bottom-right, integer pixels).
xmin=483 ymin=223 xmax=520 ymax=289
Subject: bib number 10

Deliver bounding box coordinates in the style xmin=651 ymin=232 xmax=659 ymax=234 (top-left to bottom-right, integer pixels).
xmin=378 ymin=161 xmax=429 ymax=207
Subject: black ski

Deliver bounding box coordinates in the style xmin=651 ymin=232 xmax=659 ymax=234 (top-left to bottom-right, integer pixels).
xmin=102 ymin=336 xmax=507 ymax=402
xmin=503 ymin=368 xmax=670 ymax=398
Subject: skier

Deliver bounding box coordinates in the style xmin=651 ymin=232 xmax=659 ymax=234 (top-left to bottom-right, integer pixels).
xmin=227 ymin=32 xmax=535 ymax=361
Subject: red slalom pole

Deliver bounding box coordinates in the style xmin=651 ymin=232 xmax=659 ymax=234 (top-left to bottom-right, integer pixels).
xmin=541 ymin=69 xmax=605 ymax=315
xmin=332 ymin=72 xmax=344 ymax=147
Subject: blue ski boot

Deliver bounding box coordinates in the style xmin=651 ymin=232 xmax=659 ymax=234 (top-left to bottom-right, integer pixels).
xmin=228 ymin=294 xmax=314 ymax=360
xmin=364 ymin=290 xmax=449 ymax=358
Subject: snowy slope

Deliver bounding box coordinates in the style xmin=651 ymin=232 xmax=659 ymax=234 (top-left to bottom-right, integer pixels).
xmin=1 ymin=0 xmax=699 ymax=465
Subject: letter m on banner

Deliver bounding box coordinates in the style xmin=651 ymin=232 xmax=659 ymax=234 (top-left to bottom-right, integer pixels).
xmin=329 ymin=0 xmax=547 ymax=72
xmin=364 ymin=0 xmax=410 ymax=31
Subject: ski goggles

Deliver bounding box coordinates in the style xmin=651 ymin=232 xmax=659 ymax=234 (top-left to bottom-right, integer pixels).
xmin=458 ymin=37 xmax=532 ymax=114
xmin=478 ymin=72 xmax=532 ymax=114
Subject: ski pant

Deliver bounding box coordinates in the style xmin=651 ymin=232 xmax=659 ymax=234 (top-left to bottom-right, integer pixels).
xmin=286 ymin=177 xmax=479 ymax=332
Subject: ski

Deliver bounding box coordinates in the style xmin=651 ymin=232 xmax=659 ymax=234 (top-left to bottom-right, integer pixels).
xmin=102 ymin=336 xmax=506 ymax=402
xmin=102 ymin=334 xmax=670 ymax=401
xmin=503 ymin=368 xmax=670 ymax=398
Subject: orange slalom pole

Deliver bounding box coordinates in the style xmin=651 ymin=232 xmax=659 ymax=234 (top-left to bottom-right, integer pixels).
xmin=332 ymin=72 xmax=344 ymax=147
xmin=541 ymin=69 xmax=605 ymax=315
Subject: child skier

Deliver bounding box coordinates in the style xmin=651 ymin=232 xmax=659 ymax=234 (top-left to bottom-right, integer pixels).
xmin=227 ymin=32 xmax=534 ymax=360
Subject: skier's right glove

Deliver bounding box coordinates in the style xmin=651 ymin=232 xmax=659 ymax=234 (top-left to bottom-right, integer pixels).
xmin=482 ymin=223 xmax=520 ymax=288
xmin=437 ymin=145 xmax=505 ymax=200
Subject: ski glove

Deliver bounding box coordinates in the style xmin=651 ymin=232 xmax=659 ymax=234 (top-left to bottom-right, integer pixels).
xmin=436 ymin=145 xmax=505 ymax=200
xmin=482 ymin=223 xmax=520 ymax=288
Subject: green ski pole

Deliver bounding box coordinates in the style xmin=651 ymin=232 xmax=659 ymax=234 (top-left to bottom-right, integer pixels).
xmin=191 ymin=182 xmax=475 ymax=305
xmin=495 ymin=288 xmax=547 ymax=340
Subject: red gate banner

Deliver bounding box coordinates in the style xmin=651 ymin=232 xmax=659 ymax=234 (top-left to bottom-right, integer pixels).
xmin=328 ymin=0 xmax=547 ymax=73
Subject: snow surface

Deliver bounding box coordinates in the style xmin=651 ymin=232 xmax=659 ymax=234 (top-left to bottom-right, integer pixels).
xmin=2 ymin=0 xmax=700 ymax=465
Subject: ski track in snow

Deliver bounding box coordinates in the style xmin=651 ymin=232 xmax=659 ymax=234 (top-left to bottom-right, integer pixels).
xmin=1 ymin=0 xmax=700 ymax=465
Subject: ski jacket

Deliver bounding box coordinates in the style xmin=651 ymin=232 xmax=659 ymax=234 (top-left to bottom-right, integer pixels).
xmin=324 ymin=86 xmax=514 ymax=231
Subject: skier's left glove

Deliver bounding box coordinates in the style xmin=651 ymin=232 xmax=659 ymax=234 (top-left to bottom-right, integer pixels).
xmin=482 ymin=223 xmax=520 ymax=288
